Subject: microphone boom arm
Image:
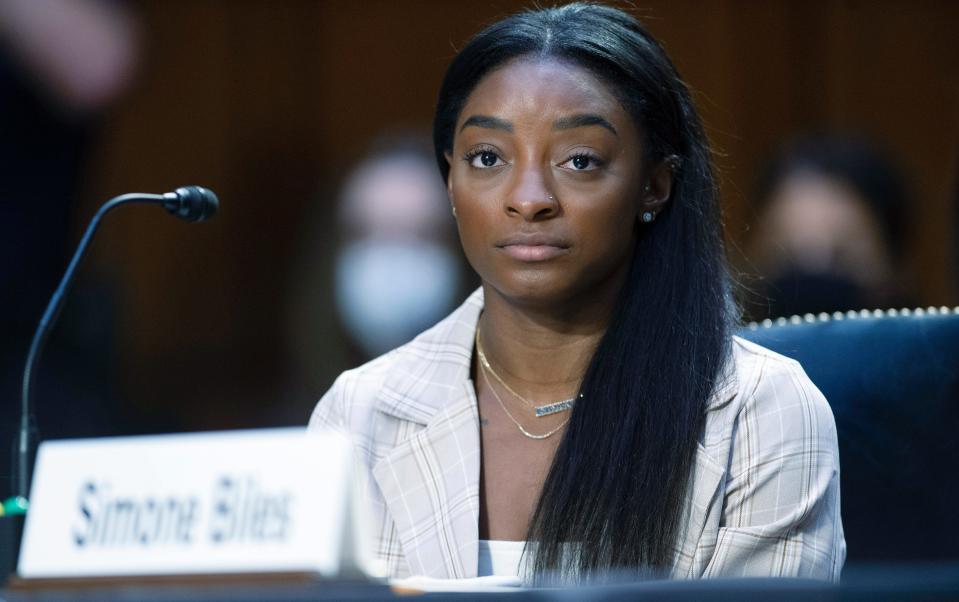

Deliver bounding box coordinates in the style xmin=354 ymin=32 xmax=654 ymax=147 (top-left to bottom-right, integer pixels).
xmin=17 ymin=192 xmax=165 ymax=498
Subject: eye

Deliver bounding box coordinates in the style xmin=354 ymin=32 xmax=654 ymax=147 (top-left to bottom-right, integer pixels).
xmin=560 ymin=153 xmax=604 ymax=171
xmin=479 ymin=151 xmax=499 ymax=167
xmin=464 ymin=148 xmax=506 ymax=169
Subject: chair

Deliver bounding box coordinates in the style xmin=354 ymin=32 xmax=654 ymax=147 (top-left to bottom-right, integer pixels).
xmin=737 ymin=307 xmax=959 ymax=564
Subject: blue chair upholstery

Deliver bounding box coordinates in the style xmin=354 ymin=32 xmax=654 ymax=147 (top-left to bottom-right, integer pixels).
xmin=737 ymin=307 xmax=959 ymax=563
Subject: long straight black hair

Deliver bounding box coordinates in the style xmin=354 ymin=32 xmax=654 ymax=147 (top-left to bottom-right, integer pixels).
xmin=433 ymin=3 xmax=733 ymax=581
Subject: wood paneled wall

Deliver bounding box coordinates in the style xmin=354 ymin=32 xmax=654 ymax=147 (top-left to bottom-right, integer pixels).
xmin=80 ymin=1 xmax=959 ymax=430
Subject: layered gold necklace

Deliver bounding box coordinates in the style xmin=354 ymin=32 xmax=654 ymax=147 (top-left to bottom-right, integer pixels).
xmin=474 ymin=325 xmax=580 ymax=440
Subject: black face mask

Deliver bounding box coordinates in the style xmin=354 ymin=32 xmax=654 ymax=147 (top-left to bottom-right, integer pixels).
xmin=760 ymin=267 xmax=868 ymax=319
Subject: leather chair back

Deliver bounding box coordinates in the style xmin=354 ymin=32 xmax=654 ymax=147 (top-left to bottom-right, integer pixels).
xmin=738 ymin=307 xmax=959 ymax=563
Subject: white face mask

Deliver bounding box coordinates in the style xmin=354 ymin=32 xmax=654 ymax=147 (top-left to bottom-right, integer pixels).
xmin=334 ymin=240 xmax=461 ymax=357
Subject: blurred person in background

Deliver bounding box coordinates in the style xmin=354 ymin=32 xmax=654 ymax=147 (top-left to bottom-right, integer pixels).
xmin=0 ymin=0 xmax=139 ymax=493
xmin=332 ymin=136 xmax=465 ymax=359
xmin=284 ymin=135 xmax=467 ymax=422
xmin=745 ymin=135 xmax=914 ymax=320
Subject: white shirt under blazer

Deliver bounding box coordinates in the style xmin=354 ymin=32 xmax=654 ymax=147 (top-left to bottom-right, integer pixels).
xmin=309 ymin=289 xmax=846 ymax=581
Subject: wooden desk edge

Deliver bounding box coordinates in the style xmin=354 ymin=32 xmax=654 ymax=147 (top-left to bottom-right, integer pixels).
xmin=6 ymin=571 xmax=333 ymax=591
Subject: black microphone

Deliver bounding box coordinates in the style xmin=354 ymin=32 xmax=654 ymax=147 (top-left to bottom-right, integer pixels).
xmin=162 ymin=186 xmax=219 ymax=222
xmin=14 ymin=187 xmax=219 ymax=500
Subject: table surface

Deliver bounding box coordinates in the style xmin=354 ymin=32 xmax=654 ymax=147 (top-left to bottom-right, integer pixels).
xmin=3 ymin=564 xmax=959 ymax=602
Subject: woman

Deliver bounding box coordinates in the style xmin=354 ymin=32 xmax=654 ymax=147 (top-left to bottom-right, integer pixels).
xmin=310 ymin=2 xmax=844 ymax=583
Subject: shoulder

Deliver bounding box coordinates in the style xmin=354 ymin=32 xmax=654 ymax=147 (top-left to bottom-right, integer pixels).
xmin=730 ymin=334 xmax=812 ymax=385
xmin=721 ymin=334 xmax=840 ymax=485
xmin=727 ymin=335 xmax=834 ymax=425
xmin=307 ymin=348 xmax=398 ymax=432
xmin=308 ymin=288 xmax=484 ymax=432
xmin=707 ymin=335 xmax=835 ymax=428
xmin=704 ymin=336 xmax=840 ymax=483
xmin=704 ymin=335 xmax=838 ymax=467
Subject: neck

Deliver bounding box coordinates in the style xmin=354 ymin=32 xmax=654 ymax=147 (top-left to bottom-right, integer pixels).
xmin=478 ymin=280 xmax=622 ymax=401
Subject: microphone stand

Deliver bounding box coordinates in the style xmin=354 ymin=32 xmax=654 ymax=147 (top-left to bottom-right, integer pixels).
xmin=16 ymin=193 xmax=166 ymax=500
xmin=2 ymin=187 xmax=216 ymax=581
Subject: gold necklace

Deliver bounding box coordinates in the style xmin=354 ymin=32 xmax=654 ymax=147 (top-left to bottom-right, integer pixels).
xmin=479 ymin=360 xmax=570 ymax=440
xmin=475 ymin=325 xmax=581 ymax=417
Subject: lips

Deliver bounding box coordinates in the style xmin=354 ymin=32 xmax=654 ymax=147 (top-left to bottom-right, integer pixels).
xmin=495 ymin=232 xmax=571 ymax=262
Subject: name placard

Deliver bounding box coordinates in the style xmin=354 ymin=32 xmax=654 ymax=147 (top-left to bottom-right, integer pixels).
xmin=18 ymin=428 xmax=379 ymax=580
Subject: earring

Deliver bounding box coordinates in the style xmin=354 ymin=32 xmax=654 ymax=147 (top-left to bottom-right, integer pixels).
xmin=643 ymin=184 xmax=651 ymax=193
xmin=451 ymin=204 xmax=457 ymax=218
xmin=642 ymin=211 xmax=655 ymax=223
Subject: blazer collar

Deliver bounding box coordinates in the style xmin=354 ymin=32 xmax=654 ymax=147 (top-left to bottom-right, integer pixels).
xmin=372 ymin=381 xmax=481 ymax=578
xmin=373 ymin=289 xmax=483 ymax=425
xmin=370 ymin=290 xmax=485 ymax=578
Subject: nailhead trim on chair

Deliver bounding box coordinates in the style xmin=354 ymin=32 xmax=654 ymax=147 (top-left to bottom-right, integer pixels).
xmin=745 ymin=306 xmax=959 ymax=330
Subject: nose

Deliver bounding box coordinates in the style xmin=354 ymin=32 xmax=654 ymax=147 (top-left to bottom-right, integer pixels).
xmin=505 ymin=166 xmax=558 ymax=221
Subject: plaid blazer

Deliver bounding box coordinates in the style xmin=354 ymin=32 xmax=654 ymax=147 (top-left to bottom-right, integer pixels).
xmin=309 ymin=289 xmax=845 ymax=581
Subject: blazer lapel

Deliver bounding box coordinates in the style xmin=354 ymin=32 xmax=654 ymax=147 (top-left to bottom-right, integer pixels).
xmin=672 ymin=352 xmax=741 ymax=577
xmin=671 ymin=443 xmax=727 ymax=577
xmin=372 ymin=381 xmax=481 ymax=578
xmin=369 ymin=289 xmax=484 ymax=578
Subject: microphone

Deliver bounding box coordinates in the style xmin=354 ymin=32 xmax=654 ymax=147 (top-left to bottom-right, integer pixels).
xmin=14 ymin=187 xmax=219 ymax=501
xmin=162 ymin=186 xmax=219 ymax=222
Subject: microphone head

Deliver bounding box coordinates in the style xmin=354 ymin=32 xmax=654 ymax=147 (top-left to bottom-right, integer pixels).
xmin=164 ymin=186 xmax=219 ymax=222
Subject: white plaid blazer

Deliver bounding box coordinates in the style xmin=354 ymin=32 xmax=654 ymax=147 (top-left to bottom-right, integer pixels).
xmin=309 ymin=289 xmax=845 ymax=581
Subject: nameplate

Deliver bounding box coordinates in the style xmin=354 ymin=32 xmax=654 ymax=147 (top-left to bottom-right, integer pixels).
xmin=18 ymin=428 xmax=378 ymax=580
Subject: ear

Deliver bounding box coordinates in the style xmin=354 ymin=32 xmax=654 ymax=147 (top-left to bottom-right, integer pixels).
xmin=444 ymin=151 xmax=454 ymax=189
xmin=641 ymin=156 xmax=677 ymax=216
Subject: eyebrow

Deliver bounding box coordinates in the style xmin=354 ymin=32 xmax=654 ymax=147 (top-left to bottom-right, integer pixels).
xmin=553 ymin=114 xmax=618 ymax=136
xmin=460 ymin=115 xmax=513 ymax=133
xmin=458 ymin=113 xmax=618 ymax=136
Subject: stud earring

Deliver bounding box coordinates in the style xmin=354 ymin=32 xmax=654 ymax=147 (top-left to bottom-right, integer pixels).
xmin=642 ymin=211 xmax=655 ymax=223
xmin=451 ymin=204 xmax=457 ymax=218
xmin=643 ymin=184 xmax=651 ymax=193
